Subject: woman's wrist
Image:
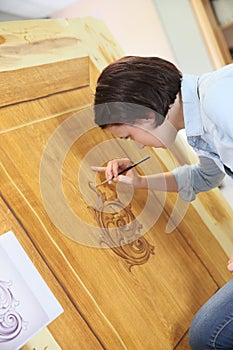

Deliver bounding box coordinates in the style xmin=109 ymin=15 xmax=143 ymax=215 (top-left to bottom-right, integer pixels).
xmin=135 ymin=172 xmax=178 ymax=192
xmin=135 ymin=176 xmax=149 ymax=189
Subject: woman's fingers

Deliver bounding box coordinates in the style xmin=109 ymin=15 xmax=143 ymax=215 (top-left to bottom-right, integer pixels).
xmin=91 ymin=166 xmax=106 ymax=172
xmin=227 ymin=255 xmax=233 ymax=273
xmin=111 ymin=161 xmax=121 ymax=179
xmin=91 ymin=158 xmax=132 ymax=184
xmin=117 ymin=174 xmax=134 ymax=185
xmin=91 ymin=165 xmax=113 ymax=184
xmin=227 ymin=262 xmax=233 ymax=273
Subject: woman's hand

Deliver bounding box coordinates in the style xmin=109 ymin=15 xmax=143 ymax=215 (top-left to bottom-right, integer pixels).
xmin=92 ymin=159 xmax=179 ymax=192
xmin=227 ymin=255 xmax=233 ymax=273
xmin=91 ymin=158 xmax=144 ymax=187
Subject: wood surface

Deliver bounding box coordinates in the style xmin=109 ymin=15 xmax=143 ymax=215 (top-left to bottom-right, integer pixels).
xmin=0 ymin=198 xmax=102 ymax=349
xmin=0 ymin=17 xmax=233 ymax=350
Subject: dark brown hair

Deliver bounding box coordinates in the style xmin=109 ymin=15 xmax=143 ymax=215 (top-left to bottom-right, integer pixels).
xmin=94 ymin=56 xmax=182 ymax=128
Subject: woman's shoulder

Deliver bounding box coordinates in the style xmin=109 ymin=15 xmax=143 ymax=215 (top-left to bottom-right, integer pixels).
xmin=199 ymin=63 xmax=233 ymax=90
xmin=200 ymin=68 xmax=233 ymax=137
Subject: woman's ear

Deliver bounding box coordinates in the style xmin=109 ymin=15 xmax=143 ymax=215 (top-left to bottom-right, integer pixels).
xmin=136 ymin=111 xmax=157 ymax=126
xmin=134 ymin=110 xmax=165 ymax=128
xmin=147 ymin=111 xmax=165 ymax=127
xmin=133 ymin=116 xmax=156 ymax=132
xmin=146 ymin=111 xmax=156 ymax=121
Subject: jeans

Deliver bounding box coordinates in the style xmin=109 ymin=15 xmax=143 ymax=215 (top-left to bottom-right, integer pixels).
xmin=189 ymin=279 xmax=233 ymax=349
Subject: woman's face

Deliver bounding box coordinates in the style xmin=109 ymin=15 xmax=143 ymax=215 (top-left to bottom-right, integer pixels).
xmin=107 ymin=118 xmax=178 ymax=149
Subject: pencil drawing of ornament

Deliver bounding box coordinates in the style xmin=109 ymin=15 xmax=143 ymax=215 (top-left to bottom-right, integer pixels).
xmin=0 ymin=280 xmax=27 ymax=343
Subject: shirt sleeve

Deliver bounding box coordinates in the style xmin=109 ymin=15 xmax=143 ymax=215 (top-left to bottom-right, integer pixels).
xmin=172 ymin=156 xmax=225 ymax=202
xmin=202 ymin=79 xmax=233 ymax=171
xmin=202 ymin=68 xmax=233 ymax=140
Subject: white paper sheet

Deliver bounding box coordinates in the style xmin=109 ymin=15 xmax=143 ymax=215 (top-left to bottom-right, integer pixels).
xmin=0 ymin=231 xmax=63 ymax=350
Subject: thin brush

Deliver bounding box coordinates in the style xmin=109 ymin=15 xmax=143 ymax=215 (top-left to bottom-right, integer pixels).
xmin=96 ymin=155 xmax=151 ymax=187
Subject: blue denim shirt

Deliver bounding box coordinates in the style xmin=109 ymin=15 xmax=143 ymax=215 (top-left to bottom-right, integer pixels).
xmin=172 ymin=64 xmax=233 ymax=201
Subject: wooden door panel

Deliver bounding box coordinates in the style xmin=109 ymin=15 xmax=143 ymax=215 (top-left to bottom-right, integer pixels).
xmin=1 ymin=90 xmax=219 ymax=349
xmin=1 ymin=17 xmax=232 ymax=350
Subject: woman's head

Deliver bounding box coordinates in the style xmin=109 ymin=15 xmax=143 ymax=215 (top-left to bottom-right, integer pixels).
xmin=94 ymin=56 xmax=182 ymax=129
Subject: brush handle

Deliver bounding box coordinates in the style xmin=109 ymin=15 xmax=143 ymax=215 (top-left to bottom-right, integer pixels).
xmin=117 ymin=155 xmax=151 ymax=175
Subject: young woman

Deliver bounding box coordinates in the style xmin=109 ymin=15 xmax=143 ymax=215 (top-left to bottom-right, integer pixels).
xmin=92 ymin=56 xmax=233 ymax=350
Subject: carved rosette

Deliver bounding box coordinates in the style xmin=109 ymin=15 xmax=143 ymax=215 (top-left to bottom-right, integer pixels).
xmin=88 ymin=182 xmax=155 ymax=270
xmin=0 ymin=280 xmax=27 ymax=343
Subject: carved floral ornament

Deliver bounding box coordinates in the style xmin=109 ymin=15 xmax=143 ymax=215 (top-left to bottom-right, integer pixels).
xmin=88 ymin=182 xmax=155 ymax=270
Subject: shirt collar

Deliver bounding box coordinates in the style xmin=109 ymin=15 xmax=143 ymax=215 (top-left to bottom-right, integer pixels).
xmin=181 ymin=74 xmax=204 ymax=136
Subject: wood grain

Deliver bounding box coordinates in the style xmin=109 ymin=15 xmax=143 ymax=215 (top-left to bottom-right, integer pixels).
xmin=0 ymin=86 xmax=92 ymax=133
xmin=0 ymin=17 xmax=232 ymax=350
xmin=0 ymin=197 xmax=103 ymax=350
xmin=0 ymin=57 xmax=89 ymax=108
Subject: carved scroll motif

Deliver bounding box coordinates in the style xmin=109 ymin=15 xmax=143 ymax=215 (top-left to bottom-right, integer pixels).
xmin=0 ymin=280 xmax=27 ymax=343
xmin=88 ymin=182 xmax=155 ymax=270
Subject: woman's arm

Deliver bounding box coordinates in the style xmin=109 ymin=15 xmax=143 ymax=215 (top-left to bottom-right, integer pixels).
xmin=172 ymin=156 xmax=225 ymax=201
xmin=92 ymin=156 xmax=225 ymax=202
xmin=119 ymin=170 xmax=178 ymax=192
xmin=92 ymin=157 xmax=178 ymax=192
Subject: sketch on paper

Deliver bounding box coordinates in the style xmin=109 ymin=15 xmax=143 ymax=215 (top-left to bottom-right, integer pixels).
xmin=0 ymin=280 xmax=27 ymax=343
xmin=0 ymin=231 xmax=63 ymax=350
